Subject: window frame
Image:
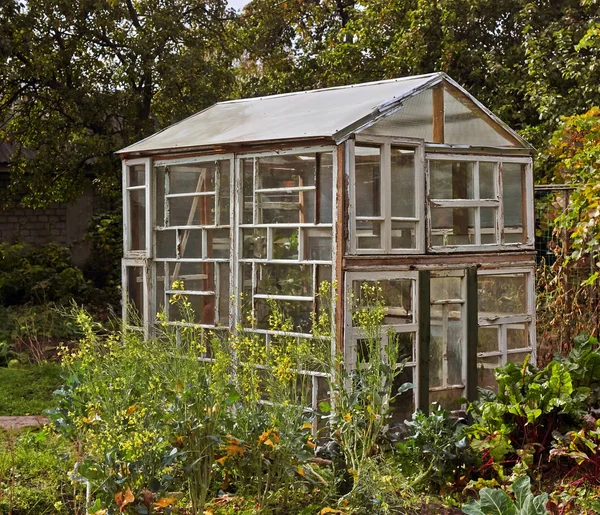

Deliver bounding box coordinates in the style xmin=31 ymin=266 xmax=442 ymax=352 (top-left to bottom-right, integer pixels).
xmin=234 ymin=145 xmax=337 ymax=337
xmin=344 ymin=270 xmax=420 ymax=410
xmin=426 ymin=153 xmax=534 ymax=252
xmin=123 ymin=157 xmax=152 ymax=258
xmin=151 ymin=154 xmax=235 ymax=330
xmin=349 ymin=135 xmax=426 ymax=255
xmin=476 ymin=267 xmax=536 ymax=365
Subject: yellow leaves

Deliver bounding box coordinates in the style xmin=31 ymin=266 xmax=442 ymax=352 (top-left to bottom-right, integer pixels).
xmin=216 ymin=456 xmax=227 ymax=466
xmin=320 ymin=508 xmax=344 ymax=514
xmin=224 ymin=443 xmax=244 ymax=456
xmin=115 ymin=488 xmax=135 ymax=512
xmin=296 ymin=465 xmax=306 ymax=477
xmin=307 ymin=440 xmax=316 ymax=449
xmin=258 ymin=429 xmax=279 ymax=448
xmin=126 ymin=405 xmax=138 ymax=416
xmin=301 ymin=421 xmax=314 ymax=430
xmin=344 ymin=413 xmax=351 ymax=422
xmin=90 ymin=510 xmax=107 ymax=515
xmin=154 ymin=496 xmax=178 ymax=508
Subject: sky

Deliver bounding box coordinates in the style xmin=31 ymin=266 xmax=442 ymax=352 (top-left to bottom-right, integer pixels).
xmin=228 ymin=0 xmax=247 ymax=11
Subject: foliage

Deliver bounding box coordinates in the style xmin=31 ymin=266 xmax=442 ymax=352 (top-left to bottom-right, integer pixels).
xmin=84 ymin=211 xmax=123 ymax=307
xmin=468 ymin=335 xmax=600 ymax=479
xmin=0 ymin=427 xmax=84 ymax=515
xmin=0 ymin=362 xmax=62 ymax=415
xmin=396 ymin=404 xmax=475 ymax=492
xmin=462 ymin=475 xmax=548 ymax=515
xmin=0 ymin=0 xmax=238 ymax=207
xmin=551 ymin=422 xmax=600 ymax=487
xmin=0 ymin=242 xmax=95 ymax=305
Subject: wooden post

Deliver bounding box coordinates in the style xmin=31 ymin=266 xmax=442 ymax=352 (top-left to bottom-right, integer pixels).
xmin=335 ymin=143 xmax=346 ymax=353
xmin=432 ymin=84 xmax=445 ymax=144
xmin=418 ymin=270 xmax=431 ymax=414
xmin=466 ymin=266 xmax=479 ymax=402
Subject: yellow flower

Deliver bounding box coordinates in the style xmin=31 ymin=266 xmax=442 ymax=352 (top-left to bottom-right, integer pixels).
xmin=344 ymin=413 xmax=351 ymax=422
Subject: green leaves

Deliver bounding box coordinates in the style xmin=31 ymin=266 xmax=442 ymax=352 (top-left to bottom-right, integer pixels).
xmin=462 ymin=476 xmax=548 ymax=515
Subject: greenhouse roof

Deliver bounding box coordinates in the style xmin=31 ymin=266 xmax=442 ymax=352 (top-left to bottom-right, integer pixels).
xmin=118 ymin=72 xmax=530 ymax=155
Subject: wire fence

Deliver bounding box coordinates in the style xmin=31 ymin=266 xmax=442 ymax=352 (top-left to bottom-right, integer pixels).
xmin=534 ymin=185 xmax=600 ymax=361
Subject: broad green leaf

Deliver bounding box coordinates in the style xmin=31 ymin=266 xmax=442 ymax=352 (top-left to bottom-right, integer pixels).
xmin=511 ymin=475 xmax=532 ymax=511
xmin=461 ymin=501 xmax=485 ymax=515
xmin=479 ymin=488 xmax=517 ymax=515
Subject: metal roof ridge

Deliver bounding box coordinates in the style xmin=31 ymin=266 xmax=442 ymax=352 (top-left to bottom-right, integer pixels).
xmin=214 ymin=72 xmax=442 ymax=106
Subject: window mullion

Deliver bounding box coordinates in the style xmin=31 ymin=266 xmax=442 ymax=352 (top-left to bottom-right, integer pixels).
xmin=473 ymin=161 xmax=481 ymax=245
xmin=381 ymin=143 xmax=392 ymax=252
xmin=497 ymin=162 xmax=505 ymax=244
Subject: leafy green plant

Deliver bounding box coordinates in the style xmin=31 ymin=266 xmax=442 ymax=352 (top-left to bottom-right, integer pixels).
xmin=462 ymin=476 xmax=548 ymax=515
xmin=396 ymin=404 xmax=475 ymax=492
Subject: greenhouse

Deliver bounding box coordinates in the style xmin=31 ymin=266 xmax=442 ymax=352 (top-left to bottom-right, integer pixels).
xmin=117 ymin=72 xmax=535 ymax=415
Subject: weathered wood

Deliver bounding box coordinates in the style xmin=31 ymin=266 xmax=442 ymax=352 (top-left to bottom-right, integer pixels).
xmin=418 ymin=270 xmax=431 ymax=414
xmin=432 ymin=84 xmax=445 ymax=144
xmin=343 ymin=251 xmax=536 ymax=270
xmin=335 ymin=143 xmax=346 ymax=353
xmin=466 ymin=266 xmax=478 ymax=402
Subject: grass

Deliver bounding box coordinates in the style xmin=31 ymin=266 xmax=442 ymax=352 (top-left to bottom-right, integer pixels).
xmin=0 ymin=427 xmax=81 ymax=514
xmin=0 ymin=362 xmax=62 ymax=416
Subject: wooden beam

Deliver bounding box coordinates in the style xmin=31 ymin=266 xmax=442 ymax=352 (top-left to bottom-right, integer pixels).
xmin=432 ymin=84 xmax=445 ymax=144
xmin=335 ymin=143 xmax=346 ymax=353
xmin=418 ymin=270 xmax=431 ymax=414
xmin=466 ymin=266 xmax=478 ymax=402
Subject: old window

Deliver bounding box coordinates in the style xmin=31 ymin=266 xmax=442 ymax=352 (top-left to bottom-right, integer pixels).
xmin=153 ymin=156 xmax=233 ymax=329
xmin=345 ymin=272 xmax=418 ymax=418
xmin=238 ymin=149 xmax=334 ymax=335
xmin=122 ymin=260 xmax=148 ymax=331
xmin=477 ymin=269 xmax=535 ymax=389
xmin=350 ymin=139 xmax=424 ymax=254
xmin=123 ymin=159 xmax=151 ymax=255
xmin=429 ymin=271 xmax=466 ymax=409
xmin=427 ymin=155 xmax=532 ymax=250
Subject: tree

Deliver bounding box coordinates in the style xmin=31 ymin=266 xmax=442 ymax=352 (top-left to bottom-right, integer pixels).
xmin=0 ymin=0 xmax=238 ymax=207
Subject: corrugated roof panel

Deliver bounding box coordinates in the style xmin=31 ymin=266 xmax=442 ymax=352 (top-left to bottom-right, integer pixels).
xmin=118 ymin=73 xmax=440 ymax=154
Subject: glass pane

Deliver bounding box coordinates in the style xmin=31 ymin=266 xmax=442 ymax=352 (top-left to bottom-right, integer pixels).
xmin=156 ymin=230 xmax=177 ymax=259
xmin=169 ymin=163 xmax=214 ymax=195
xmin=242 ymin=158 xmax=253 ymax=224
xmin=206 ymin=228 xmax=230 ymax=259
xmin=178 ymin=228 xmax=203 ymax=259
xmin=256 ymin=153 xmax=316 ymax=224
xmin=218 ymin=262 xmax=230 ymax=326
xmin=356 ymin=219 xmax=382 ymax=249
xmin=219 ymin=160 xmax=231 ymax=226
xmin=170 ymin=262 xmax=214 ymax=292
xmin=305 ymin=228 xmax=332 ymax=260
xmin=507 ymin=324 xmax=529 ymax=350
xmin=480 ymin=207 xmax=498 ymax=244
xmin=255 ymin=298 xmax=313 ymax=332
xmin=353 ymin=279 xmax=414 ymax=326
xmin=241 ymin=262 xmax=253 ymax=304
xmin=155 ymin=166 xmax=165 ymax=226
xmin=479 ymin=162 xmax=496 ymax=199
xmin=169 ymin=194 xmax=215 ymax=226
xmin=391 ymin=366 xmax=415 ymax=423
xmin=478 ymin=326 xmax=499 ymax=353
xmin=129 ymin=189 xmax=146 ymax=250
xmin=392 ymin=331 xmax=415 ymax=363
xmin=129 ymin=164 xmax=145 ymax=186
xmin=430 ymin=303 xmax=464 ymax=387
xmin=431 ymin=207 xmax=475 ymax=245
xmin=478 ymin=356 xmax=501 ymax=390
xmin=431 ymin=276 xmax=462 ymax=300
xmin=242 ymin=228 xmax=267 ymax=259
xmin=355 ymin=146 xmax=381 ymax=217
xmin=443 ymin=85 xmax=519 ymax=147
xmin=272 ymin=227 xmax=299 ymax=259
xmin=478 ymin=274 xmax=528 ymax=315
xmin=127 ymin=267 xmax=144 ymax=325
xmin=256 ymin=263 xmax=313 ymax=297
xmin=363 ymin=89 xmax=433 ymax=141
xmin=503 ymin=162 xmax=526 ymax=243
xmin=429 ymin=388 xmax=464 ymax=411
xmin=507 ymin=352 xmax=530 ymax=366
xmin=391 ymin=221 xmax=416 ymax=249
xmin=168 ymin=293 xmax=215 ymax=325
xmin=391 ymin=148 xmax=415 ymax=217
xmin=430 ymin=161 xmax=474 ymax=199
xmin=319 ymin=152 xmax=334 ymax=224
xmin=430 ymin=323 xmax=444 ymax=388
